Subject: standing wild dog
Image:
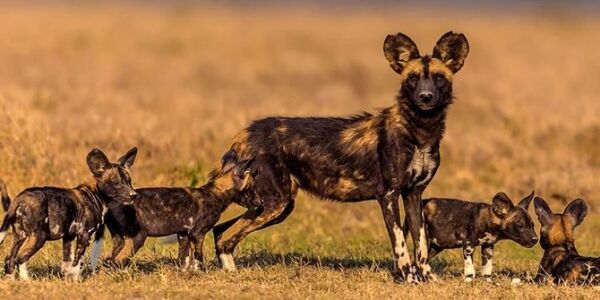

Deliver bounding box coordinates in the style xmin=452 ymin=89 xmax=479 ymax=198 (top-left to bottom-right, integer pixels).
xmin=0 ymin=147 xmax=138 ymax=281
xmin=417 ymin=191 xmax=537 ymax=282
xmin=212 ymin=31 xmax=469 ymax=282
xmin=534 ymin=197 xmax=600 ymax=285
xmin=99 ymin=153 xmax=290 ymax=271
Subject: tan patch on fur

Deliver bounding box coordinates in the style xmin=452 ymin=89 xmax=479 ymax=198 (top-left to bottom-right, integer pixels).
xmin=399 ymin=59 xmax=424 ymax=81
xmin=340 ymin=118 xmax=378 ymax=153
xmin=212 ymin=172 xmax=236 ymax=194
xmin=428 ymin=58 xmax=454 ymax=80
xmin=565 ymin=264 xmax=583 ymax=282
xmin=424 ymin=201 xmax=437 ymax=220
xmin=276 ymin=125 xmax=288 ymax=134
xmin=337 ymin=177 xmax=358 ymax=193
xmin=546 ymin=216 xmax=574 ymax=246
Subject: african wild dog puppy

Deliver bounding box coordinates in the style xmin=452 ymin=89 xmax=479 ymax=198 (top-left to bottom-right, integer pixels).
xmin=98 ymin=153 xmax=290 ymax=271
xmin=534 ymin=197 xmax=600 ymax=285
xmin=417 ymin=191 xmax=537 ymax=282
xmin=0 ymin=147 xmax=138 ymax=281
xmin=213 ymin=32 xmax=469 ymax=282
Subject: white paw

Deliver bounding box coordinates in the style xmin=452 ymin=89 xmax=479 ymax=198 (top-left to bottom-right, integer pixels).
xmin=464 ymin=275 xmax=474 ymax=283
xmin=18 ymin=263 xmax=30 ymax=281
xmin=219 ymin=254 xmax=237 ymax=272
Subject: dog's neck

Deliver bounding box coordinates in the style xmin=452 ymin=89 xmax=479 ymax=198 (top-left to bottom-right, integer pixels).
xmin=197 ymin=182 xmax=236 ymax=213
xmin=77 ymin=181 xmax=109 ymax=216
xmin=539 ymin=242 xmax=578 ymax=276
xmin=391 ymin=98 xmax=448 ymax=146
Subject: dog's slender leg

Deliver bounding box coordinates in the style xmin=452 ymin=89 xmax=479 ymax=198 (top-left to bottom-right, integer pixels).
xmin=61 ymin=237 xmax=74 ymax=275
xmin=190 ymin=231 xmax=207 ymax=271
xmin=110 ymin=234 xmax=125 ymax=265
xmin=15 ymin=234 xmax=47 ymax=280
xmin=68 ymin=234 xmax=90 ymax=282
xmin=215 ymin=203 xmax=289 ymax=271
xmin=177 ymin=234 xmax=191 ymax=270
xmin=4 ymin=230 xmax=26 ymax=278
xmin=131 ymin=232 xmax=147 ymax=258
xmin=463 ymin=243 xmax=475 ymax=282
xmin=403 ymin=189 xmax=437 ymax=282
xmin=377 ymin=191 xmax=414 ymax=283
xmin=481 ymin=244 xmax=494 ymax=281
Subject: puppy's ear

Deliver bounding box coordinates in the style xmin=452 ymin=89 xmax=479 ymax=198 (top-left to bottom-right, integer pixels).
xmin=87 ymin=148 xmax=111 ymax=177
xmin=118 ymin=147 xmax=138 ymax=169
xmin=383 ymin=33 xmax=420 ymax=74
xmin=221 ymin=150 xmax=239 ymax=173
xmin=563 ymin=198 xmax=587 ymax=228
xmin=534 ymin=197 xmax=554 ymax=226
xmin=492 ymin=192 xmax=514 ymax=216
xmin=432 ymin=31 xmax=469 ymax=73
xmin=517 ymin=190 xmax=535 ymax=210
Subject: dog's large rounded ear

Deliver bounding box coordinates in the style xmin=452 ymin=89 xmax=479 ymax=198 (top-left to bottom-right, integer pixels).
xmin=534 ymin=197 xmax=554 ymax=226
xmin=563 ymin=198 xmax=588 ymax=228
xmin=221 ymin=150 xmax=239 ymax=173
xmin=432 ymin=31 xmax=469 ymax=73
xmin=118 ymin=147 xmax=138 ymax=169
xmin=383 ymin=33 xmax=420 ymax=74
xmin=517 ymin=190 xmax=535 ymax=210
xmin=87 ymin=148 xmax=111 ymax=177
xmin=492 ymin=192 xmax=514 ymax=216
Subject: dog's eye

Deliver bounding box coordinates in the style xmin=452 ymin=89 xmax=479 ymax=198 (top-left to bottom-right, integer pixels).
xmin=407 ymin=73 xmax=419 ymax=84
xmin=433 ymin=74 xmax=446 ymax=85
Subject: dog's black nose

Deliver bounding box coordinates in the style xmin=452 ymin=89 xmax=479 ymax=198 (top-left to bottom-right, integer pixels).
xmin=419 ymin=92 xmax=434 ymax=103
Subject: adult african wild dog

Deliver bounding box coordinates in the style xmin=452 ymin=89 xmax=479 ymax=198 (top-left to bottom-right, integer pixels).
xmin=534 ymin=197 xmax=600 ymax=285
xmin=0 ymin=147 xmax=138 ymax=281
xmin=98 ymin=154 xmax=289 ymax=271
xmin=418 ymin=191 xmax=537 ymax=282
xmin=213 ymin=31 xmax=469 ymax=282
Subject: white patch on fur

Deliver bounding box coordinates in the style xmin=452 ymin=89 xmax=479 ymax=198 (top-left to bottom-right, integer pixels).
xmin=51 ymin=224 xmax=61 ymax=235
xmin=182 ymin=256 xmax=191 ymax=270
xmin=392 ymin=223 xmax=409 ymax=267
xmin=61 ymin=261 xmax=71 ymax=274
xmin=386 ymin=201 xmax=393 ymax=213
xmin=16 ymin=207 xmax=23 ymax=217
xmin=418 ymin=226 xmax=428 ymax=260
xmin=69 ymin=222 xmax=83 ymax=234
xmin=464 ymin=247 xmax=475 ymax=282
xmin=0 ymin=231 xmax=7 ymax=245
xmin=219 ymin=253 xmax=236 ymax=272
xmin=44 ymin=217 xmax=49 ymax=224
xmin=478 ymin=232 xmax=498 ymax=245
xmin=193 ymin=259 xmax=201 ymax=271
xmin=407 ymin=146 xmax=437 ymax=187
xmin=18 ymin=262 xmax=30 ymax=280
xmin=66 ymin=260 xmax=83 ymax=281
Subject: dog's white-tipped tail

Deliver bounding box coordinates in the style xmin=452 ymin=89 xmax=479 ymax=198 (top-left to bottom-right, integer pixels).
xmin=90 ymin=237 xmax=103 ymax=273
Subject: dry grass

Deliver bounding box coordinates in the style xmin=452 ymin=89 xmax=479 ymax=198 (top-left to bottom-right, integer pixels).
xmin=0 ymin=3 xmax=598 ymax=299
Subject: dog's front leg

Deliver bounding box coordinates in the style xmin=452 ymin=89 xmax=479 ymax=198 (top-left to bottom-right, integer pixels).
xmin=61 ymin=238 xmax=75 ymax=275
xmin=463 ymin=243 xmax=475 ymax=282
xmin=377 ymin=191 xmax=414 ymax=283
xmin=403 ymin=189 xmax=437 ymax=282
xmin=481 ymin=244 xmax=494 ymax=281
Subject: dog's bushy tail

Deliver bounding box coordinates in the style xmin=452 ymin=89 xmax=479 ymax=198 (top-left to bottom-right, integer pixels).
xmin=90 ymin=223 xmax=105 ymax=273
xmin=0 ymin=178 xmax=14 ymax=246
xmin=0 ymin=179 xmax=10 ymax=212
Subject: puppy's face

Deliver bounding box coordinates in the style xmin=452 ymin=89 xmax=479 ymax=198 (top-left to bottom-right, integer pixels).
xmin=534 ymin=197 xmax=588 ymax=250
xmin=492 ymin=191 xmax=538 ymax=247
xmin=383 ymin=32 xmax=469 ymax=112
xmin=87 ymin=147 xmax=138 ymax=205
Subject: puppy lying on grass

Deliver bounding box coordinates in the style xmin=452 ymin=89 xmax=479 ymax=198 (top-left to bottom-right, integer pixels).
xmin=96 ymin=153 xmax=289 ymax=271
xmin=0 ymin=147 xmax=138 ymax=281
xmin=413 ymin=191 xmax=538 ymax=282
xmin=534 ymin=196 xmax=600 ymax=285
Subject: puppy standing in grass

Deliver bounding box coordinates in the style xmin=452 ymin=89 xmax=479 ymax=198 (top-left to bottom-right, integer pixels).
xmin=416 ymin=191 xmax=538 ymax=282
xmin=0 ymin=147 xmax=138 ymax=281
xmin=534 ymin=197 xmax=600 ymax=285
xmin=97 ymin=153 xmax=290 ymax=271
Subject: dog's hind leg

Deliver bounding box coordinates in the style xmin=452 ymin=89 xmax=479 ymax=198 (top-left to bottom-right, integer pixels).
xmin=4 ymin=229 xmax=26 ymax=278
xmin=177 ymin=234 xmax=191 ymax=270
xmin=15 ymin=234 xmax=47 ymax=280
xmin=481 ymin=244 xmax=494 ymax=281
xmin=215 ymin=202 xmax=289 ymax=271
xmin=61 ymin=237 xmax=75 ymax=274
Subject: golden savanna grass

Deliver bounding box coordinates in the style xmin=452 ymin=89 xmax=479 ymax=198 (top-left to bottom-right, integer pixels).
xmin=0 ymin=3 xmax=599 ymax=299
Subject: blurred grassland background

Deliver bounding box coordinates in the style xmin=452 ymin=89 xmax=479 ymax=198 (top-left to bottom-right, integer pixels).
xmin=0 ymin=1 xmax=598 ymax=299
